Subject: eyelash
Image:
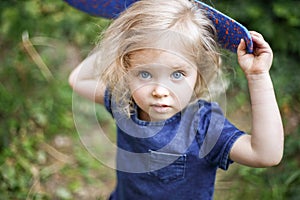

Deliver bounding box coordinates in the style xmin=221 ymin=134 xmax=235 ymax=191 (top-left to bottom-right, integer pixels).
xmin=136 ymin=70 xmax=186 ymax=80
xmin=171 ymin=70 xmax=185 ymax=80
xmin=138 ymin=71 xmax=152 ymax=79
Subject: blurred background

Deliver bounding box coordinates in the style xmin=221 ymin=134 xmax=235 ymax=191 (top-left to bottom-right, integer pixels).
xmin=0 ymin=0 xmax=299 ymax=199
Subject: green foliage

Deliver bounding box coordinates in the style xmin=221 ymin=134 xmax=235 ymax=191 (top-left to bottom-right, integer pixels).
xmin=0 ymin=0 xmax=109 ymax=148
xmin=215 ymin=0 xmax=300 ymax=105
xmin=0 ymin=0 xmax=111 ymax=199
xmin=0 ymin=132 xmax=45 ymax=199
xmin=214 ymin=0 xmax=300 ymax=199
xmin=0 ymin=0 xmax=109 ymax=47
xmin=227 ymin=128 xmax=300 ymax=200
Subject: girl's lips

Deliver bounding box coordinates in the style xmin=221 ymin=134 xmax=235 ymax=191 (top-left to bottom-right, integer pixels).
xmin=150 ymin=104 xmax=171 ymax=113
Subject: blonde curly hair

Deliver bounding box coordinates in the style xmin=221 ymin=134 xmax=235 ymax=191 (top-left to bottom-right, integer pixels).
xmin=93 ymin=0 xmax=222 ymax=108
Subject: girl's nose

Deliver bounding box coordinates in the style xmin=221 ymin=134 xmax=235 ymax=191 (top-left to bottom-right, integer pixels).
xmin=152 ymin=85 xmax=170 ymax=98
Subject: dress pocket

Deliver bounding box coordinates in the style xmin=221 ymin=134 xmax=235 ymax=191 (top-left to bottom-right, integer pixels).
xmin=148 ymin=150 xmax=186 ymax=183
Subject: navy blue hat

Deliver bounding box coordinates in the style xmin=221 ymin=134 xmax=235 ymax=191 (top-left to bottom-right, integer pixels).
xmin=64 ymin=0 xmax=253 ymax=53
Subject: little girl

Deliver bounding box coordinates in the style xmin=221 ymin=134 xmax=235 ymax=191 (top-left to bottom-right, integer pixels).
xmin=69 ymin=0 xmax=284 ymax=199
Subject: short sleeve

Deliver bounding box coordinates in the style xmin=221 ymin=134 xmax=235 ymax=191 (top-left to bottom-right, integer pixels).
xmin=196 ymin=101 xmax=245 ymax=170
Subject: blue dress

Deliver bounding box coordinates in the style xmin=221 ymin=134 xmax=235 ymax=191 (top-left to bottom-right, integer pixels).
xmin=104 ymin=90 xmax=245 ymax=200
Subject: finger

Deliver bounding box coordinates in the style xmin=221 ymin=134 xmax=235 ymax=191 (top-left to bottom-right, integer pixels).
xmin=249 ymin=31 xmax=264 ymax=39
xmin=250 ymin=31 xmax=267 ymax=49
xmin=252 ymin=34 xmax=271 ymax=52
xmin=237 ymin=39 xmax=247 ymax=56
xmin=250 ymin=36 xmax=273 ymax=59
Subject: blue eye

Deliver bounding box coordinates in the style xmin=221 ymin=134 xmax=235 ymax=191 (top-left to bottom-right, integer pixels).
xmin=139 ymin=71 xmax=152 ymax=79
xmin=171 ymin=71 xmax=184 ymax=80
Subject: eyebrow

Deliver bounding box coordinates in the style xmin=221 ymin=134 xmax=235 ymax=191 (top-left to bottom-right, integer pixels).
xmin=131 ymin=61 xmax=195 ymax=71
xmin=171 ymin=64 xmax=195 ymax=71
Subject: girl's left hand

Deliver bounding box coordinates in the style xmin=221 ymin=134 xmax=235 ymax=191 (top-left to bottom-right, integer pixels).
xmin=237 ymin=31 xmax=273 ymax=75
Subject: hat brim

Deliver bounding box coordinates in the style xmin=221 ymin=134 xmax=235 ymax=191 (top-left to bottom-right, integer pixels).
xmin=64 ymin=0 xmax=253 ymax=53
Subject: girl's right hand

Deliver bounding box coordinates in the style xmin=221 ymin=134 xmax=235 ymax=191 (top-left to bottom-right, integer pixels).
xmin=237 ymin=31 xmax=273 ymax=76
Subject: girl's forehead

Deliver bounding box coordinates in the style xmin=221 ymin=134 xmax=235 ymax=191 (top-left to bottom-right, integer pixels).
xmin=129 ymin=49 xmax=195 ymax=69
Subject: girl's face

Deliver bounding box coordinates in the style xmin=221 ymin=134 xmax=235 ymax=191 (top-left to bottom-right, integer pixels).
xmin=128 ymin=49 xmax=198 ymax=121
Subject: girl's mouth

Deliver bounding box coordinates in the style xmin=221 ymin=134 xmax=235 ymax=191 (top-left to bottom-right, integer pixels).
xmin=151 ymin=104 xmax=171 ymax=113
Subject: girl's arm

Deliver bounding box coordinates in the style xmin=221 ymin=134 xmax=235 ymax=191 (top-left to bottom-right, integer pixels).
xmin=230 ymin=31 xmax=284 ymax=167
xmin=69 ymin=52 xmax=106 ymax=104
